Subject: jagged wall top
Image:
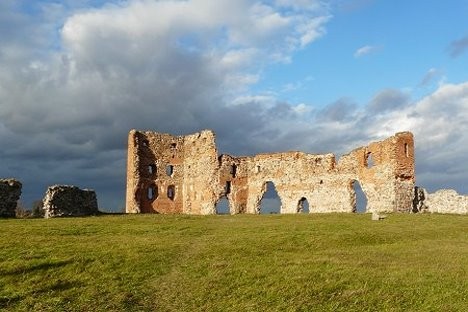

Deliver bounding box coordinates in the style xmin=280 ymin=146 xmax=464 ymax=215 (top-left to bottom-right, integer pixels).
xmin=126 ymin=130 xmax=415 ymax=214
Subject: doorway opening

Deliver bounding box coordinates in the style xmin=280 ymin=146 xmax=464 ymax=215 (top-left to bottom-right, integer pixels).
xmin=216 ymin=197 xmax=230 ymax=215
xmin=352 ymin=180 xmax=367 ymax=213
xmin=297 ymin=197 xmax=310 ymax=213
xmin=259 ymin=181 xmax=281 ymax=214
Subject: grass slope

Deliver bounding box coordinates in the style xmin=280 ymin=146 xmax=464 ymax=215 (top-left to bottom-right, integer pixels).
xmin=0 ymin=214 xmax=467 ymax=311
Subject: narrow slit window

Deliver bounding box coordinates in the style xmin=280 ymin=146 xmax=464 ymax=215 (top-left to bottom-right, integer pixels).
xmin=230 ymin=164 xmax=237 ymax=178
xmin=366 ymin=152 xmax=374 ymax=168
xmin=167 ymin=185 xmax=175 ymax=200
xmin=166 ymin=165 xmax=174 ymax=176
xmin=148 ymin=164 xmax=156 ymax=175
xmin=225 ymin=181 xmax=231 ymax=194
xmin=147 ymin=185 xmax=158 ymax=201
xmin=404 ymin=143 xmax=409 ymax=157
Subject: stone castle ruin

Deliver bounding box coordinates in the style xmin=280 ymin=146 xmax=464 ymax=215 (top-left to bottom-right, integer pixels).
xmin=1 ymin=129 xmax=466 ymax=218
xmin=0 ymin=179 xmax=22 ymax=218
xmin=126 ymin=130 xmax=415 ymax=214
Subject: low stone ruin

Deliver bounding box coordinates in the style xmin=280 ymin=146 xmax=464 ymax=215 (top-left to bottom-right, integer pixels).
xmin=414 ymin=187 xmax=468 ymax=215
xmin=43 ymin=185 xmax=99 ymax=218
xmin=0 ymin=179 xmax=22 ymax=218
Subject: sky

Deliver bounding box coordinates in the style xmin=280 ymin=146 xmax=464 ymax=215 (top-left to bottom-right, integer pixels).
xmin=1 ymin=0 xmax=467 ymax=211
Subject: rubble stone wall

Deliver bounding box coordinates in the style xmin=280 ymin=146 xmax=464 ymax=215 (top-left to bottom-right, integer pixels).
xmin=43 ymin=185 xmax=99 ymax=218
xmin=0 ymin=179 xmax=22 ymax=218
xmin=126 ymin=130 xmax=415 ymax=214
xmin=421 ymin=189 xmax=468 ymax=215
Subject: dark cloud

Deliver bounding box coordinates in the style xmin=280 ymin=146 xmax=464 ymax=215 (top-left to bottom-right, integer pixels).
xmin=448 ymin=35 xmax=468 ymax=58
xmin=318 ymin=97 xmax=357 ymax=121
xmin=419 ymin=68 xmax=441 ymax=87
xmin=367 ymin=89 xmax=409 ymax=114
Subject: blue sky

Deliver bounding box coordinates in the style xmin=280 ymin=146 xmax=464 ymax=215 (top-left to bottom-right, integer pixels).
xmin=1 ymin=0 xmax=467 ymax=211
xmin=255 ymin=0 xmax=468 ymax=105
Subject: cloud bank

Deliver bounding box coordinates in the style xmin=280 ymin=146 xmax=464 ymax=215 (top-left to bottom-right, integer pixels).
xmin=0 ymin=0 xmax=467 ymax=210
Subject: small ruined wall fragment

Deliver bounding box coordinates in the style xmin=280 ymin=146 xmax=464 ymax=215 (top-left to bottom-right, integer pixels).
xmin=420 ymin=189 xmax=468 ymax=215
xmin=0 ymin=179 xmax=22 ymax=218
xmin=43 ymin=185 xmax=99 ymax=218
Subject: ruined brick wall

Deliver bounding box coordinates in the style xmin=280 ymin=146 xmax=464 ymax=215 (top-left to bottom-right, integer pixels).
xmin=0 ymin=179 xmax=22 ymax=218
xmin=43 ymin=185 xmax=99 ymax=218
xmin=126 ymin=130 xmax=185 ymax=214
xmin=241 ymin=152 xmax=355 ymax=214
xmin=126 ymin=130 xmax=415 ymax=214
xmin=182 ymin=131 xmax=220 ymax=214
xmin=217 ymin=155 xmax=249 ymax=214
xmin=341 ymin=132 xmax=415 ymax=213
xmin=419 ymin=189 xmax=468 ymax=215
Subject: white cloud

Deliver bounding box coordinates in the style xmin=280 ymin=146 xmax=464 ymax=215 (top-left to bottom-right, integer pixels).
xmin=361 ymin=82 xmax=468 ymax=191
xmin=275 ymin=0 xmax=323 ymax=11
xmin=354 ymin=44 xmax=379 ymax=58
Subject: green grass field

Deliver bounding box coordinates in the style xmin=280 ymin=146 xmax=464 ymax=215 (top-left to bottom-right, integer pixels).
xmin=1 ymin=213 xmax=467 ymax=311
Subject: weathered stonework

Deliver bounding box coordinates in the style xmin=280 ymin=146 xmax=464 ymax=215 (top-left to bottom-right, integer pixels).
xmin=126 ymin=130 xmax=415 ymax=214
xmin=0 ymin=179 xmax=22 ymax=218
xmin=415 ymin=188 xmax=468 ymax=215
xmin=43 ymin=185 xmax=99 ymax=218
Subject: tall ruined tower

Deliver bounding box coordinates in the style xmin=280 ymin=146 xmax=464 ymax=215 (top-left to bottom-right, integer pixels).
xmin=126 ymin=129 xmax=219 ymax=214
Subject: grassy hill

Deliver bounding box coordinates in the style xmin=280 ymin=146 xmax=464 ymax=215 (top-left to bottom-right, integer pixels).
xmin=1 ymin=213 xmax=467 ymax=311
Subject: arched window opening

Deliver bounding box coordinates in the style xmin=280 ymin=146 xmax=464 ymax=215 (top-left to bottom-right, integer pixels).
xmin=352 ymin=180 xmax=367 ymax=213
xmin=259 ymin=181 xmax=281 ymax=214
xmin=167 ymin=185 xmax=175 ymax=200
xmin=166 ymin=165 xmax=174 ymax=176
xmin=148 ymin=164 xmax=157 ymax=175
xmin=216 ymin=197 xmax=230 ymax=215
xmin=147 ymin=184 xmax=158 ymax=201
xmin=366 ymin=152 xmax=374 ymax=168
xmin=297 ymin=197 xmax=310 ymax=213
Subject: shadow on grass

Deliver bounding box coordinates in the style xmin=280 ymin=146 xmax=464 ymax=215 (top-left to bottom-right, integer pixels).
xmin=33 ymin=279 xmax=83 ymax=294
xmin=0 ymin=259 xmax=74 ymax=276
xmin=0 ymin=295 xmax=22 ymax=309
xmin=0 ymin=279 xmax=84 ymax=309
